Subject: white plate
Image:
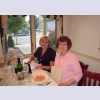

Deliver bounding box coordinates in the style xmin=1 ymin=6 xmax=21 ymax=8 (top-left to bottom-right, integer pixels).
xmin=32 ymin=75 xmax=48 ymax=84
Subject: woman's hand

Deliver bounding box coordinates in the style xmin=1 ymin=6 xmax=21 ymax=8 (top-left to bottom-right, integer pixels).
xmin=27 ymin=60 xmax=32 ymax=64
xmin=27 ymin=55 xmax=35 ymax=64
xmin=36 ymin=65 xmax=43 ymax=69
xmin=58 ymin=82 xmax=68 ymax=86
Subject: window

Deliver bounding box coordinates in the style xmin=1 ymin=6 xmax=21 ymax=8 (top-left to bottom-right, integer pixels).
xmin=35 ymin=15 xmax=57 ymax=50
xmin=6 ymin=15 xmax=31 ymax=55
xmin=3 ymin=15 xmax=62 ymax=58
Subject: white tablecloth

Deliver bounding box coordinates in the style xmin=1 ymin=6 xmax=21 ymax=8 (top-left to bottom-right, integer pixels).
xmin=7 ymin=69 xmax=58 ymax=86
xmin=0 ymin=58 xmax=58 ymax=86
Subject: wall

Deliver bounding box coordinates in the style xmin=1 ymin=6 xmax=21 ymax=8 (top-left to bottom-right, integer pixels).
xmin=63 ymin=15 xmax=100 ymax=73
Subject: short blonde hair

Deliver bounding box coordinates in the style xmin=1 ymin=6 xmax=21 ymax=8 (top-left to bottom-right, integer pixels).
xmin=39 ymin=35 xmax=51 ymax=47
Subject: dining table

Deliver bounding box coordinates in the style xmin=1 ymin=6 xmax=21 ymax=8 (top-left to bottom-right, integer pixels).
xmin=0 ymin=59 xmax=58 ymax=86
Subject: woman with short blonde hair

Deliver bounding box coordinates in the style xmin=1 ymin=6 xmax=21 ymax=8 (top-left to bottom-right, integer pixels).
xmin=39 ymin=35 xmax=51 ymax=47
xmin=28 ymin=35 xmax=56 ymax=72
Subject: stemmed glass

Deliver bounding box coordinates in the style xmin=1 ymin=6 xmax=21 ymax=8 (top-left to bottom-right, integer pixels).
xmin=10 ymin=58 xmax=17 ymax=75
xmin=4 ymin=51 xmax=12 ymax=68
xmin=22 ymin=63 xmax=33 ymax=85
xmin=22 ymin=63 xmax=33 ymax=86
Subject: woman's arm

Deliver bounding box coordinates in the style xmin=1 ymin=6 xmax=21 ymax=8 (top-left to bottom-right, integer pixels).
xmin=36 ymin=61 xmax=54 ymax=70
xmin=58 ymin=78 xmax=76 ymax=86
xmin=27 ymin=55 xmax=35 ymax=64
xmin=42 ymin=61 xmax=54 ymax=70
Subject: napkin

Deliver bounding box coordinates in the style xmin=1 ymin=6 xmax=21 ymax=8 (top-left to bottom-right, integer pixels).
xmin=30 ymin=61 xmax=41 ymax=69
xmin=22 ymin=59 xmax=41 ymax=69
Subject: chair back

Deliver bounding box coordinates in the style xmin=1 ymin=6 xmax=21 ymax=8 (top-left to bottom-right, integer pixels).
xmin=78 ymin=61 xmax=88 ymax=86
xmin=83 ymin=70 xmax=100 ymax=86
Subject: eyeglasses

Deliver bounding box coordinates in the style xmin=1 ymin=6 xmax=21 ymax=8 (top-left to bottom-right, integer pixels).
xmin=58 ymin=43 xmax=67 ymax=46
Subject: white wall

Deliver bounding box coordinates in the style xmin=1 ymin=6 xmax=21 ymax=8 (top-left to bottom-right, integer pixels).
xmin=77 ymin=54 xmax=100 ymax=73
xmin=63 ymin=15 xmax=100 ymax=73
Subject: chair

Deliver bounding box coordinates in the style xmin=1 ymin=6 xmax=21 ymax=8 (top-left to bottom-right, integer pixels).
xmin=78 ymin=61 xmax=89 ymax=86
xmin=83 ymin=70 xmax=100 ymax=86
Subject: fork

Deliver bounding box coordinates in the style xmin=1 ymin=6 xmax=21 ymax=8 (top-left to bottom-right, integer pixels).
xmin=38 ymin=81 xmax=51 ymax=86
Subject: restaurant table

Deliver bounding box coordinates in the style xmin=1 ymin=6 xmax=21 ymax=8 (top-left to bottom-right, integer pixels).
xmin=0 ymin=67 xmax=58 ymax=86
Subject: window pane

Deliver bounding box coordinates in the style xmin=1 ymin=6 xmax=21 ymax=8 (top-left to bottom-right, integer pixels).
xmin=6 ymin=15 xmax=31 ymax=55
xmin=35 ymin=15 xmax=56 ymax=50
xmin=35 ymin=15 xmax=43 ymax=49
xmin=47 ymin=18 xmax=56 ymax=50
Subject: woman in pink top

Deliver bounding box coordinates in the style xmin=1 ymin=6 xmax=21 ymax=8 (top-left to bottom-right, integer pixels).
xmin=54 ymin=36 xmax=83 ymax=86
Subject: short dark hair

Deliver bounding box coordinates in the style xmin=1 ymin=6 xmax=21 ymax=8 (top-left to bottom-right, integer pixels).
xmin=56 ymin=35 xmax=72 ymax=50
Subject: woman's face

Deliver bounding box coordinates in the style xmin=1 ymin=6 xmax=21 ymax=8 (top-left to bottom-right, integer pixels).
xmin=40 ymin=39 xmax=49 ymax=49
xmin=58 ymin=42 xmax=68 ymax=53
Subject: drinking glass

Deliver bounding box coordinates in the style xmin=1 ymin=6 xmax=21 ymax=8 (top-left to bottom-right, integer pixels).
xmin=22 ymin=64 xmax=33 ymax=85
xmin=15 ymin=72 xmax=24 ymax=85
xmin=10 ymin=59 xmax=17 ymax=75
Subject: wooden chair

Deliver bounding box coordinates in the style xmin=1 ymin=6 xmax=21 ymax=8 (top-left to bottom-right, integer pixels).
xmin=78 ymin=61 xmax=89 ymax=86
xmin=83 ymin=70 xmax=100 ymax=86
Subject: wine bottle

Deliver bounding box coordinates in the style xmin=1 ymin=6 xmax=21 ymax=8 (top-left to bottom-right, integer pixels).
xmin=16 ymin=58 xmax=23 ymax=80
xmin=17 ymin=58 xmax=23 ymax=72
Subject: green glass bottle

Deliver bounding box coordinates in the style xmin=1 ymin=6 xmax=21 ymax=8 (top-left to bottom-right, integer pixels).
xmin=17 ymin=58 xmax=23 ymax=72
xmin=16 ymin=58 xmax=24 ymax=81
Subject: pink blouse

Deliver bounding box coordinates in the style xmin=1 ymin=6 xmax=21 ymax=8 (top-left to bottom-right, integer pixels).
xmin=54 ymin=51 xmax=83 ymax=86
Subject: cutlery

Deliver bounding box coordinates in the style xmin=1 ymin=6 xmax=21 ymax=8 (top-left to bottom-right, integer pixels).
xmin=38 ymin=81 xmax=51 ymax=86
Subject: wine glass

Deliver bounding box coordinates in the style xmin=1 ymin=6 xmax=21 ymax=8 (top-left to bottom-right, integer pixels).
xmin=15 ymin=72 xmax=24 ymax=86
xmin=4 ymin=51 xmax=12 ymax=67
xmin=10 ymin=58 xmax=17 ymax=75
xmin=22 ymin=63 xmax=30 ymax=85
xmin=22 ymin=64 xmax=33 ymax=86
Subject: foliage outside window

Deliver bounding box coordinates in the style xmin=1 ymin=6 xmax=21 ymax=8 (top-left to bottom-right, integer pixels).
xmin=7 ymin=16 xmax=29 ymax=45
xmin=7 ymin=35 xmax=14 ymax=47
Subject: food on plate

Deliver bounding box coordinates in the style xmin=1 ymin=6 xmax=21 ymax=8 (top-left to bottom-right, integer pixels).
xmin=34 ymin=75 xmax=46 ymax=82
